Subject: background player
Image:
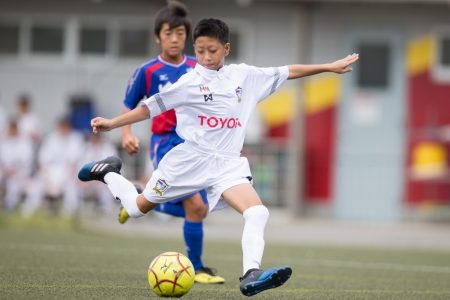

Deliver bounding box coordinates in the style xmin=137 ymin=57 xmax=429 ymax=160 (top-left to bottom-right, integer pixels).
xmin=23 ymin=117 xmax=84 ymax=218
xmin=79 ymin=18 xmax=358 ymax=296
xmin=119 ymin=0 xmax=224 ymax=284
xmin=0 ymin=119 xmax=33 ymax=213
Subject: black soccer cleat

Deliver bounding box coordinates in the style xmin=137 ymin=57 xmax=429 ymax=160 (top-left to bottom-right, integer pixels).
xmin=239 ymin=266 xmax=292 ymax=297
xmin=78 ymin=156 xmax=122 ymax=183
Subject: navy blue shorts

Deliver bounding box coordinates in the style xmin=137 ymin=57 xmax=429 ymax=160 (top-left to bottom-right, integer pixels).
xmin=150 ymin=132 xmax=207 ymax=205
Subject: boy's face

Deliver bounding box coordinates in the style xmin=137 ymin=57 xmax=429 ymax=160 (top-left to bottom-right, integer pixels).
xmin=155 ymin=23 xmax=187 ymax=60
xmin=8 ymin=123 xmax=18 ymax=136
xmin=194 ymin=36 xmax=230 ymax=70
xmin=58 ymin=121 xmax=71 ymax=135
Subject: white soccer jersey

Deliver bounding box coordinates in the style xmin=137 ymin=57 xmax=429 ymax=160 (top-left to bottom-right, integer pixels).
xmin=143 ymin=63 xmax=289 ymax=154
xmin=0 ymin=135 xmax=34 ymax=177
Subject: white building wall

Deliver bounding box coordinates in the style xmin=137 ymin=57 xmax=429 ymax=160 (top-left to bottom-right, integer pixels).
xmin=0 ymin=0 xmax=304 ymax=141
xmin=308 ymin=3 xmax=450 ymax=62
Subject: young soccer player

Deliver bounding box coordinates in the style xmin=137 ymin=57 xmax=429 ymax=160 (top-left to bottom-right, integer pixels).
xmin=79 ymin=18 xmax=358 ymax=296
xmin=119 ymin=1 xmax=224 ymax=284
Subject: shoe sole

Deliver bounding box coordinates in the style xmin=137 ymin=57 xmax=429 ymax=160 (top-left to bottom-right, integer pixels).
xmin=240 ymin=266 xmax=292 ymax=297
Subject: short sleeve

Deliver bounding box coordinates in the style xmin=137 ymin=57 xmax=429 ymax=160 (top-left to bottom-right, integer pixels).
xmin=141 ymin=78 xmax=187 ymax=119
xmin=123 ymin=67 xmax=147 ymax=110
xmin=246 ymin=65 xmax=289 ymax=103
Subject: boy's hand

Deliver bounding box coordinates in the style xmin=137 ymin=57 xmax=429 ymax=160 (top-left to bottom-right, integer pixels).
xmin=330 ymin=53 xmax=359 ymax=74
xmin=91 ymin=117 xmax=113 ymax=133
xmin=122 ymin=133 xmax=140 ymax=155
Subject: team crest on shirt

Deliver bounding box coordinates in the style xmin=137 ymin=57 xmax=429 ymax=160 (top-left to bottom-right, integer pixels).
xmin=153 ymin=179 xmax=169 ymax=196
xmin=159 ymin=74 xmax=169 ymax=81
xmin=200 ymin=85 xmax=213 ymax=102
xmin=235 ymin=86 xmax=243 ymax=102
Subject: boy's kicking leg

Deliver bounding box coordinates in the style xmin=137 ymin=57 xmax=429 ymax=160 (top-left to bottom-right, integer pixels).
xmin=222 ymin=183 xmax=292 ymax=297
xmin=78 ymin=156 xmax=156 ymax=216
xmin=79 ymin=156 xmax=225 ymax=283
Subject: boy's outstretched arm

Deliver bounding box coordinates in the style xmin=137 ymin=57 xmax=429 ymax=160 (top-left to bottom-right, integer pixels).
xmin=91 ymin=105 xmax=150 ymax=134
xmin=288 ymin=53 xmax=359 ymax=79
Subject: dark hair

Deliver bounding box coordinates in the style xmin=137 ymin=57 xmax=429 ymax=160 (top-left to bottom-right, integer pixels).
xmin=154 ymin=0 xmax=191 ymax=37
xmin=193 ymin=18 xmax=229 ymax=44
xmin=8 ymin=117 xmax=18 ymax=128
xmin=18 ymin=94 xmax=30 ymax=106
xmin=58 ymin=115 xmax=72 ymax=126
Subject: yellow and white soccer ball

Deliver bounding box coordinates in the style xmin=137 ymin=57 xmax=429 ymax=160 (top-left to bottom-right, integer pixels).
xmin=148 ymin=252 xmax=195 ymax=298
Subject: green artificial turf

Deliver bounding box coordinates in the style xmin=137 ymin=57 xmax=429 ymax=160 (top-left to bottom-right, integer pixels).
xmin=0 ymin=217 xmax=449 ymax=299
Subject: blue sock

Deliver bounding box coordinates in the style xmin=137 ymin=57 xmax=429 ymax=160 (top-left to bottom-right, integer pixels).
xmin=155 ymin=202 xmax=186 ymax=218
xmin=183 ymin=220 xmax=204 ymax=271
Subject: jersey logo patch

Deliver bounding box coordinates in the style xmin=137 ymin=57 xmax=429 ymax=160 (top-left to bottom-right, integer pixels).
xmin=159 ymin=74 xmax=169 ymax=81
xmin=235 ymin=86 xmax=242 ymax=102
xmin=199 ymin=85 xmax=210 ymax=93
xmin=200 ymin=85 xmax=213 ymax=102
xmin=153 ymin=179 xmax=169 ymax=196
xmin=204 ymin=94 xmax=213 ymax=102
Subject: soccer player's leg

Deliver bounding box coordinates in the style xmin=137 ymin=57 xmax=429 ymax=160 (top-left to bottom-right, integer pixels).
xmin=79 ymin=156 xmax=156 ymax=218
xmin=119 ymin=186 xmax=187 ymax=223
xmin=118 ymin=182 xmax=143 ymax=224
xmin=154 ymin=201 xmax=186 ymax=217
xmin=182 ymin=191 xmax=225 ymax=284
xmin=222 ymin=183 xmax=292 ymax=296
xmin=119 ymin=134 xmax=188 ymax=223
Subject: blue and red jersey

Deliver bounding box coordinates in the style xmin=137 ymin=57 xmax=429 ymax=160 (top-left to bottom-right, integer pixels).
xmin=123 ymin=55 xmax=197 ymax=134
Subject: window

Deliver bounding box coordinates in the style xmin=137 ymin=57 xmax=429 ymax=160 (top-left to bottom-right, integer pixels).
xmin=432 ymin=29 xmax=450 ymax=82
xmin=440 ymin=37 xmax=450 ymax=67
xmin=118 ymin=28 xmax=150 ymax=58
xmin=31 ymin=25 xmax=64 ymax=54
xmin=0 ymin=24 xmax=19 ymax=54
xmin=357 ymin=43 xmax=390 ymax=88
xmin=80 ymin=27 xmax=107 ymax=55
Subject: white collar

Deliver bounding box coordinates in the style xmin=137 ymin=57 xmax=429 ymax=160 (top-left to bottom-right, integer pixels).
xmin=194 ymin=63 xmax=226 ymax=80
xmin=157 ymin=55 xmax=187 ymax=67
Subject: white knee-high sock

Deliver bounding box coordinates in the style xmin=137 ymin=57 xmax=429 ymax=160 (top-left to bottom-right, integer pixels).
xmin=242 ymin=205 xmax=270 ymax=274
xmin=104 ymin=172 xmax=144 ymax=218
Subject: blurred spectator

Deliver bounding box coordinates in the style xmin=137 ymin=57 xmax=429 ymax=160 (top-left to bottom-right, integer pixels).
xmin=0 ymin=104 xmax=6 ymax=202
xmin=16 ymin=94 xmax=42 ymax=146
xmin=80 ymin=133 xmax=118 ymax=214
xmin=21 ymin=117 xmax=85 ymax=218
xmin=0 ymin=119 xmax=33 ymax=212
xmin=0 ymin=104 xmax=6 ymax=138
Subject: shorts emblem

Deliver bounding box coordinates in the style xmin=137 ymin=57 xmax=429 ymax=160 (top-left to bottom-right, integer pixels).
xmin=153 ymin=179 xmax=169 ymax=196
